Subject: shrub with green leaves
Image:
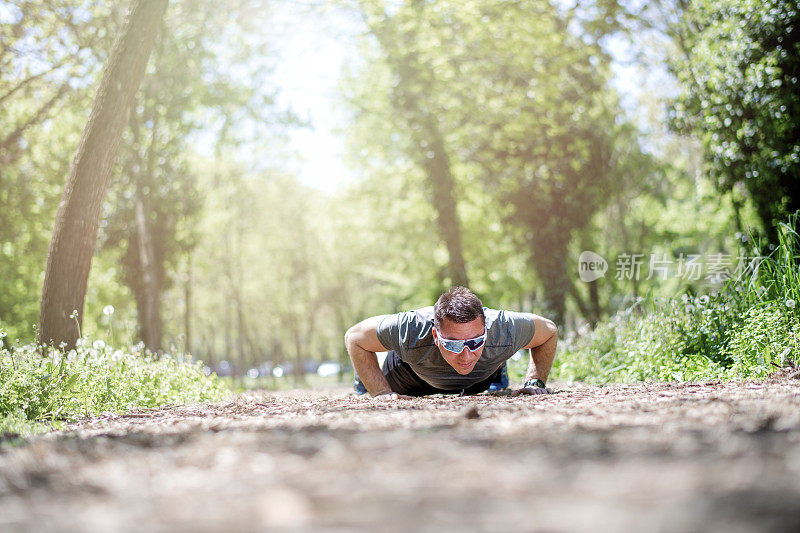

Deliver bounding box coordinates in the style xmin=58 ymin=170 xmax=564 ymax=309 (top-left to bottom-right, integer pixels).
xmin=0 ymin=333 xmax=229 ymax=434
xmin=555 ymin=212 xmax=800 ymax=383
xmin=553 ymin=300 xmax=727 ymax=383
xmin=724 ymin=303 xmax=800 ymax=379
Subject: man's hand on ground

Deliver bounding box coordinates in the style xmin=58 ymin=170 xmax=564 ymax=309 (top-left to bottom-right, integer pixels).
xmin=372 ymin=391 xmax=414 ymax=401
xmin=510 ymin=386 xmax=548 ymax=397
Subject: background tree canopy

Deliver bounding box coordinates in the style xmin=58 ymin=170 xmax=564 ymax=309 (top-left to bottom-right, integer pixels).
xmin=0 ymin=0 xmax=795 ymax=376
xmin=668 ymin=0 xmax=800 ymax=244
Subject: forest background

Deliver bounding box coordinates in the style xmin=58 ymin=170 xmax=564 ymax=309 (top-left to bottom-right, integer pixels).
xmin=1 ymin=0 xmax=798 ymax=385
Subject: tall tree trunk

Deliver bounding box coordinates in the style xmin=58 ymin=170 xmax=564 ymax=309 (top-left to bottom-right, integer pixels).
xmin=418 ymin=126 xmax=469 ymax=288
xmin=293 ymin=327 xmax=304 ymax=386
xmin=589 ymin=277 xmax=601 ymax=327
xmin=184 ymin=252 xmax=192 ymax=354
xmin=532 ymin=228 xmax=569 ymax=328
xmin=360 ymin=1 xmax=469 ymax=288
xmin=124 ymin=100 xmax=164 ymax=354
xmin=134 ymin=177 xmax=162 ymax=353
xmin=576 ymin=230 xmax=602 ymax=327
xmin=538 ymin=264 xmax=568 ymax=329
xmin=235 ymin=225 xmax=245 ymax=364
xmin=390 ymin=75 xmax=469 ymax=287
xmin=136 ymin=74 xmax=166 ymax=354
xmin=38 ymin=0 xmax=169 ymax=349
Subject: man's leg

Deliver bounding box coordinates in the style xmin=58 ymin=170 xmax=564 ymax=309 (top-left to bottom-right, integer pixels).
xmin=463 ymin=362 xmax=509 ymax=395
xmin=354 ymin=352 xmax=507 ymax=396
xmin=353 ymin=373 xmax=369 ymax=394
xmin=354 ymin=351 xmax=440 ymax=396
xmin=486 ymin=361 xmax=509 ymax=392
xmin=382 ymin=352 xmax=445 ymax=396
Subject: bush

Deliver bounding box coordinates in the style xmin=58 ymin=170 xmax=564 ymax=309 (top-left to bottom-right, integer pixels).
xmin=554 ymin=213 xmax=800 ymax=383
xmin=553 ymin=300 xmax=727 ymax=383
xmin=0 ymin=333 xmax=229 ymax=434
xmin=724 ymin=303 xmax=800 ymax=379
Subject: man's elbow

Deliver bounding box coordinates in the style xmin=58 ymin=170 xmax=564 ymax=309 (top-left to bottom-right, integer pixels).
xmin=545 ymin=319 xmax=558 ymax=340
xmin=344 ymin=327 xmax=357 ymax=349
xmin=344 ymin=325 xmax=367 ymax=353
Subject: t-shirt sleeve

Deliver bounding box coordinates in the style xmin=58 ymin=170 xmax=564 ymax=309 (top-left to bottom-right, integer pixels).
xmin=375 ymin=313 xmax=403 ymax=353
xmin=503 ymin=311 xmax=536 ymax=352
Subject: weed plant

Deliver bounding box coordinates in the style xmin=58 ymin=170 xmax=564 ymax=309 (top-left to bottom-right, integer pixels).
xmin=0 ymin=335 xmax=229 ymax=437
xmin=554 ymin=212 xmax=800 ymax=383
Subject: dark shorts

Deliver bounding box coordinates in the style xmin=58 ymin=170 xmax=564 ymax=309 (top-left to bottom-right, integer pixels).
xmin=375 ymin=351 xmax=505 ymax=396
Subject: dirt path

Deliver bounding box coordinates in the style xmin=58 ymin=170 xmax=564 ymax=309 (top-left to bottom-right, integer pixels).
xmin=2 ymin=378 xmax=800 ymax=532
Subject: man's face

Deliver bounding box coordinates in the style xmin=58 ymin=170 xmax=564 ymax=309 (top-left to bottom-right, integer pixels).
xmin=433 ymin=317 xmax=486 ymax=375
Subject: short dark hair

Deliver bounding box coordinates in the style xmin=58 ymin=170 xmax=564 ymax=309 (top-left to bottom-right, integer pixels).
xmin=434 ymin=286 xmax=485 ymax=329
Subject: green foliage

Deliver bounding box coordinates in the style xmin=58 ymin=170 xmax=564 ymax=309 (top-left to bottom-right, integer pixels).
xmin=556 ymin=212 xmax=800 ymax=383
xmin=0 ymin=331 xmax=229 ymax=436
xmin=186 ymin=161 xmax=350 ymax=369
xmin=0 ymin=0 xmax=288 ymax=349
xmin=554 ymin=300 xmax=712 ymax=383
xmin=98 ymin=0 xmax=288 ymax=351
xmin=747 ymin=212 xmax=800 ymax=307
xmin=0 ymin=411 xmax=49 ymax=443
xmin=725 ymin=303 xmax=800 ymax=378
xmin=4 ymin=0 xmax=796 ymax=382
xmin=345 ymin=0 xmax=650 ymax=323
xmin=669 ymin=0 xmax=800 ymax=243
xmin=0 ymin=1 xmax=120 ymax=344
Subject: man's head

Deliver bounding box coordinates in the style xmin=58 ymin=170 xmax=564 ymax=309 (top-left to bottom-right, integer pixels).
xmin=432 ymin=287 xmax=486 ymax=375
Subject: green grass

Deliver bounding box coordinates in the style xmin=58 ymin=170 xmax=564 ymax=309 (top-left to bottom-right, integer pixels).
xmin=554 ymin=212 xmax=800 ymax=383
xmin=0 ymin=334 xmax=230 ymax=439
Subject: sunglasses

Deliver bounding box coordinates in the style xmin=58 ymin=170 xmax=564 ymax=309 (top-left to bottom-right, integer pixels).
xmin=435 ymin=328 xmax=487 ymax=353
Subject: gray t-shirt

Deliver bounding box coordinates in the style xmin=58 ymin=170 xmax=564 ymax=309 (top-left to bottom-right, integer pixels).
xmin=376 ymin=306 xmax=535 ymax=390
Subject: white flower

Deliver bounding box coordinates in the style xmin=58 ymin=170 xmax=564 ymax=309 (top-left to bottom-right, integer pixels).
xmin=786 ymin=299 xmax=796 ymax=309
xmin=103 ymin=305 xmax=115 ymax=316
xmin=93 ymin=339 xmax=105 ymax=350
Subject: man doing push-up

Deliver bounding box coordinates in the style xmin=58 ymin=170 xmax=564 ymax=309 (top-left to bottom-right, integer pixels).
xmin=344 ymin=286 xmax=558 ymax=399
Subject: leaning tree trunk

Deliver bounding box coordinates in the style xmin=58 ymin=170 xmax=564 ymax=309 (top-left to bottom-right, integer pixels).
xmin=417 ymin=124 xmax=469 ymax=288
xmin=360 ymin=0 xmax=470 ymax=288
xmin=38 ymin=0 xmax=169 ymax=350
xmin=391 ymin=71 xmax=469 ymax=288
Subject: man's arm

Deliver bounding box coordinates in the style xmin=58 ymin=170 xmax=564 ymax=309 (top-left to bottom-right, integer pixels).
xmin=344 ymin=315 xmax=395 ymax=397
xmin=511 ymin=314 xmax=558 ymax=396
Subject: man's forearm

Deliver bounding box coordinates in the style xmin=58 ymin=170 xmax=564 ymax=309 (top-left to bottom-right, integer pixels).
xmin=524 ymin=333 xmax=557 ymax=383
xmin=346 ymin=341 xmax=393 ymax=396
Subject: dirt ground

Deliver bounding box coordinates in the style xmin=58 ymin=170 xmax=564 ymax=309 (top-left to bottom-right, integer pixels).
xmin=2 ymin=377 xmax=800 ymax=533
